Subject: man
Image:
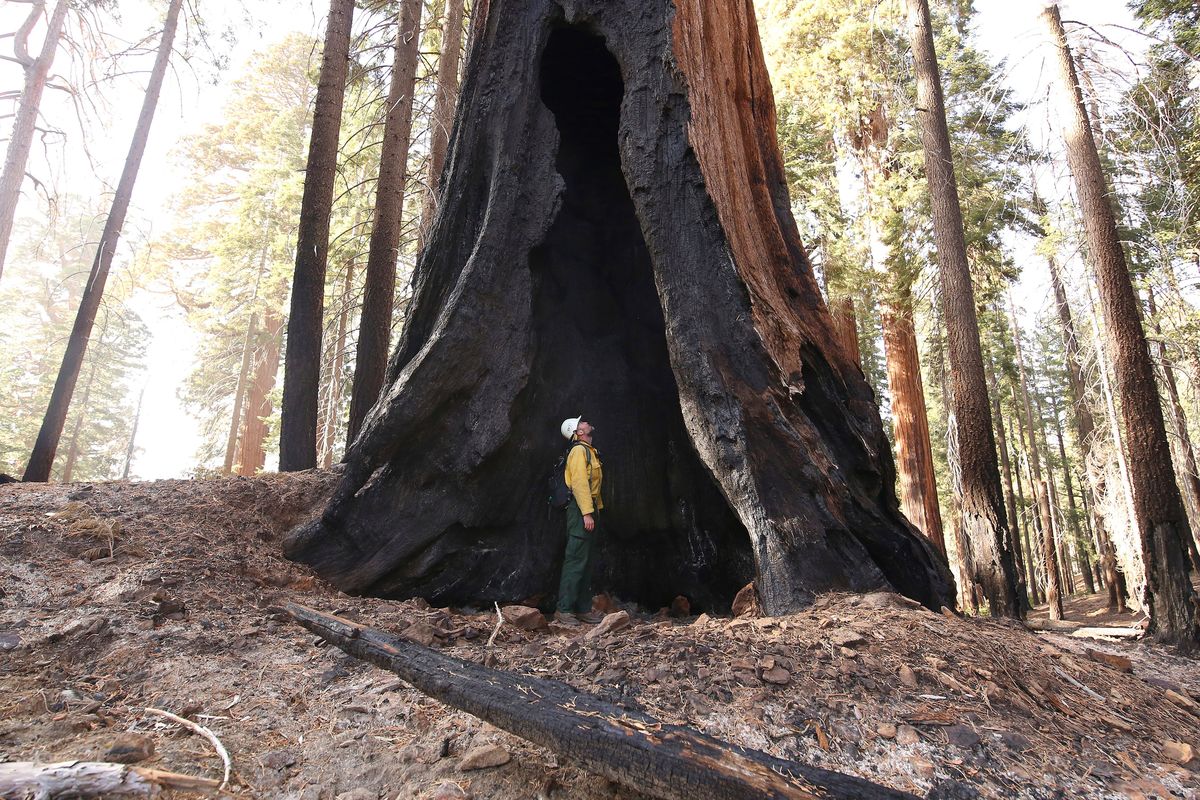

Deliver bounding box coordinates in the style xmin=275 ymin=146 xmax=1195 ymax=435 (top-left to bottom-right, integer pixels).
xmin=555 ymin=415 xmax=604 ymax=626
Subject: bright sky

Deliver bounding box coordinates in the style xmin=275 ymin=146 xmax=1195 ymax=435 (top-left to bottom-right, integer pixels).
xmin=1 ymin=0 xmax=1151 ymax=479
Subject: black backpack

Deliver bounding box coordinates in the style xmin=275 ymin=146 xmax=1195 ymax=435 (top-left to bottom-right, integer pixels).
xmin=548 ymin=441 xmax=590 ymax=510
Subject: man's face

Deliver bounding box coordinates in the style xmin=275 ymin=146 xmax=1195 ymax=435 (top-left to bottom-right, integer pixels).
xmin=577 ymin=419 xmax=594 ymax=437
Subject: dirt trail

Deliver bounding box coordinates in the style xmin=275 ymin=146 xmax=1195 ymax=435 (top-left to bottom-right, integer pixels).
xmin=1 ymin=473 xmax=1197 ymax=799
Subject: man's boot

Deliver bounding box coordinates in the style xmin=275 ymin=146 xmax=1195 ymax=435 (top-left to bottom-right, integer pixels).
xmin=553 ymin=611 xmax=580 ymax=627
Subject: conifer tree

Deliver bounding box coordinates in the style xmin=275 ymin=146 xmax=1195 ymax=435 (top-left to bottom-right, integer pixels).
xmin=906 ymin=0 xmax=1022 ymax=615
xmin=280 ymin=0 xmax=356 ymax=472
xmin=1043 ymin=3 xmax=1197 ymax=644
xmin=24 ymin=0 xmax=183 ymax=482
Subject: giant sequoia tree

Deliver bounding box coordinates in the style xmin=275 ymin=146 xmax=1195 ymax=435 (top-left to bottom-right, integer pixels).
xmin=285 ymin=0 xmax=955 ymax=614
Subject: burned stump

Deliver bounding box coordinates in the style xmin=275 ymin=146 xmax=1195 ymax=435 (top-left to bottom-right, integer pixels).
xmin=284 ymin=0 xmax=955 ymax=614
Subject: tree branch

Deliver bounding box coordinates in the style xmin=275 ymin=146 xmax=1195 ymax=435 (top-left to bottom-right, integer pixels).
xmin=12 ymin=0 xmax=44 ymax=66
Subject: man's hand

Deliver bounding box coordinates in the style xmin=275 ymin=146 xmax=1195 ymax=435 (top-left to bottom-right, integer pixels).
xmin=583 ymin=513 xmax=595 ymax=532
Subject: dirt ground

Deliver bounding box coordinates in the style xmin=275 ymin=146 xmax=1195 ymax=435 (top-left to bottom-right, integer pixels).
xmin=1 ymin=472 xmax=1198 ymax=800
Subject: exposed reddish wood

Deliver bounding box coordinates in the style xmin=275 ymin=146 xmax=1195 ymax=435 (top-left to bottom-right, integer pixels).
xmin=882 ymin=295 xmax=946 ymax=554
xmin=237 ymin=312 xmax=283 ymax=476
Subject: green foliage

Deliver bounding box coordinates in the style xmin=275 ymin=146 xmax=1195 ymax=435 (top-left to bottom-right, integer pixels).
xmin=0 ymin=203 xmax=149 ymax=479
xmin=1130 ymin=0 xmax=1200 ymax=58
xmin=158 ymin=34 xmax=320 ymax=465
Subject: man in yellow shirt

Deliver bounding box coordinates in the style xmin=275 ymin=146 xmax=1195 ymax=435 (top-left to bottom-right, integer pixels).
xmin=555 ymin=415 xmax=604 ymax=626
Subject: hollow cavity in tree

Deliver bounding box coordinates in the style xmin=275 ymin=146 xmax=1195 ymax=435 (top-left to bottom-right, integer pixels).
xmin=528 ymin=26 xmax=755 ymax=611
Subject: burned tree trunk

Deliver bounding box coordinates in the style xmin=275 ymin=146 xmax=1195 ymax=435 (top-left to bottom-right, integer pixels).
xmin=286 ymin=0 xmax=955 ymax=614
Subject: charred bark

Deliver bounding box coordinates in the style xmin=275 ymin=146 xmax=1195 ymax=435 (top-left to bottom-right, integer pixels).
xmin=287 ymin=603 xmax=919 ymax=800
xmin=285 ymin=0 xmax=954 ymax=614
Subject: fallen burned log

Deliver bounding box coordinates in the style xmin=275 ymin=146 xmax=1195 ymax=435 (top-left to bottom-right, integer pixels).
xmin=287 ymin=603 xmax=918 ymax=800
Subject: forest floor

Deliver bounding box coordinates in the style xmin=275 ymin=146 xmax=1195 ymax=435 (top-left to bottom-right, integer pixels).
xmin=1 ymin=472 xmax=1198 ymax=800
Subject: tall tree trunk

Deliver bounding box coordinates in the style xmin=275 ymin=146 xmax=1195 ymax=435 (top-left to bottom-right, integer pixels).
xmin=830 ymin=297 xmax=862 ymax=367
xmin=238 ymin=312 xmax=284 ymax=476
xmin=1146 ymin=288 xmax=1200 ymax=574
xmin=936 ymin=317 xmax=973 ymax=610
xmin=907 ymin=0 xmax=1020 ymax=616
xmin=23 ymin=0 xmax=182 ymax=482
xmin=417 ymin=0 xmax=467 ymax=247
xmin=988 ymin=355 xmax=1030 ymax=609
xmin=1010 ymin=414 xmax=1042 ymax=606
xmin=1010 ymin=298 xmax=1064 ymax=618
xmin=59 ymin=359 xmax=98 ymax=483
xmin=1050 ymin=393 xmax=1094 ymax=594
xmin=122 ymin=384 xmax=146 ymax=480
xmin=1046 ymin=252 xmax=1122 ymax=609
xmin=224 ymin=248 xmax=269 ymax=474
xmin=347 ymin=0 xmax=425 ymax=443
xmin=1087 ymin=284 xmax=1135 ymax=612
xmin=1031 ymin=379 xmax=1074 ymax=596
xmin=321 ymin=261 xmax=356 ymax=468
xmin=1043 ymin=3 xmax=1197 ymax=645
xmin=283 ymin=0 xmax=956 ymax=613
xmin=882 ymin=288 xmax=947 ymax=555
xmin=224 ymin=311 xmax=258 ymax=474
xmin=279 ymin=0 xmax=355 ymax=472
xmin=0 ymin=0 xmax=69 ymax=280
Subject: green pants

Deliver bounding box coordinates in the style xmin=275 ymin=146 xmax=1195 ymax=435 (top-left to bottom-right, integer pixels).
xmin=556 ymin=502 xmax=597 ymax=613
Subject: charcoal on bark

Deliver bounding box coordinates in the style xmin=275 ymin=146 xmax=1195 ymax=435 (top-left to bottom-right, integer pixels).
xmin=284 ymin=0 xmax=956 ymax=614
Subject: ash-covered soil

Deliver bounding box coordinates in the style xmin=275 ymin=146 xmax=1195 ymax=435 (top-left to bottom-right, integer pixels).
xmin=0 ymin=472 xmax=1197 ymax=799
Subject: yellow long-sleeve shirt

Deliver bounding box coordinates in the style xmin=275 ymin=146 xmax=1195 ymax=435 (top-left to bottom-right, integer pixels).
xmin=565 ymin=439 xmax=603 ymax=515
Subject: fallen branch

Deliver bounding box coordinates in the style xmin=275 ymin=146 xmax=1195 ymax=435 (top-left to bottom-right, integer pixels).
xmin=286 ymin=602 xmax=918 ymax=800
xmin=486 ymin=601 xmax=503 ymax=649
xmin=0 ymin=761 xmax=219 ymax=798
xmin=143 ymin=707 xmax=231 ymax=790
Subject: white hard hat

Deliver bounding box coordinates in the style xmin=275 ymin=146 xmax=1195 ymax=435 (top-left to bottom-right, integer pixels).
xmin=560 ymin=415 xmax=582 ymax=440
